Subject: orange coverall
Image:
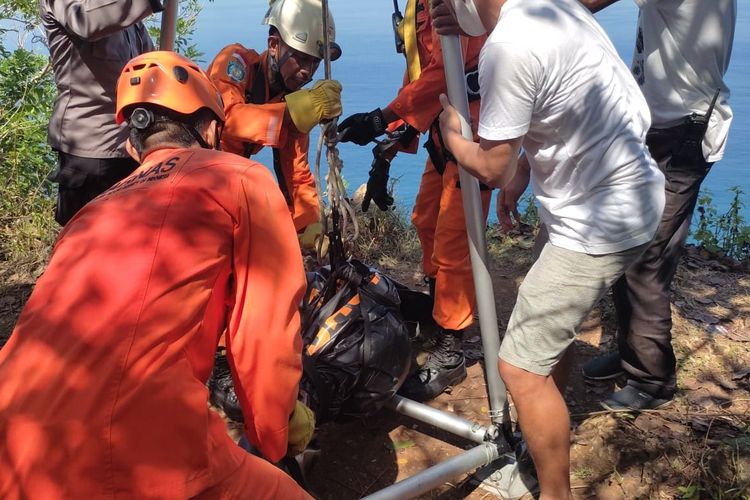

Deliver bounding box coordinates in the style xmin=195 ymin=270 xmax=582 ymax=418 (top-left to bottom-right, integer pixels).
xmin=390 ymin=0 xmax=490 ymax=331
xmin=208 ymin=45 xmax=320 ymax=232
xmin=0 ymin=148 xmax=309 ymax=499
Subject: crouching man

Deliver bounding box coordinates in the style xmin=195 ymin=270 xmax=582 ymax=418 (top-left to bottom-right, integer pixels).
xmin=207 ymin=0 xmax=343 ymax=247
xmin=433 ymin=0 xmax=665 ymax=497
xmin=0 ymin=51 xmax=311 ymax=499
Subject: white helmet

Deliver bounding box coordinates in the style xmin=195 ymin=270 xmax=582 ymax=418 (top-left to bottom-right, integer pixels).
xmin=263 ymin=0 xmax=342 ymax=61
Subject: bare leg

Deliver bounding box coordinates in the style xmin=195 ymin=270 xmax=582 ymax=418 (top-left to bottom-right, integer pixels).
xmin=500 ymin=359 xmax=573 ymax=500
xmin=551 ymin=346 xmax=573 ymax=395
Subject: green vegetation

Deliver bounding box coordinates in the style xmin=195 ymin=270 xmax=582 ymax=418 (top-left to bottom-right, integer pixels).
xmin=572 ymin=466 xmax=594 ymax=481
xmin=693 ymin=187 xmax=750 ymax=262
xmin=353 ymin=202 xmax=421 ymax=266
xmin=0 ymin=0 xmax=748 ymax=272
xmin=0 ymin=4 xmax=57 ymax=264
xmin=518 ymin=192 xmax=539 ymax=228
xmin=677 ymin=484 xmax=700 ymax=500
xmin=0 ymin=0 xmax=202 ymax=267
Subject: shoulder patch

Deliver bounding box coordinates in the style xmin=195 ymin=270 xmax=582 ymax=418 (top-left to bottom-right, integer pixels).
xmin=226 ymin=53 xmax=247 ymax=83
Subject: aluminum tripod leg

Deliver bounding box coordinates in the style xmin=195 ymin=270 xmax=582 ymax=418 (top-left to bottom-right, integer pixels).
xmin=439 ymin=35 xmax=507 ymax=424
xmin=363 ymin=34 xmax=536 ymax=500
xmin=386 ymin=395 xmax=494 ymax=444
xmin=362 ymin=442 xmax=503 ymax=500
xmin=382 ymin=396 xmax=535 ymax=499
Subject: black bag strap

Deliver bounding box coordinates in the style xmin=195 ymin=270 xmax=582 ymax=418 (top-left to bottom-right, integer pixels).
xmin=302 ymin=354 xmax=332 ymax=423
xmin=301 ymin=262 xmax=372 ymax=421
xmin=302 ymin=279 xmax=352 ymax=424
xmin=279 ymin=455 xmax=308 ymax=489
xmin=246 ymin=62 xmax=267 ymax=106
xmin=305 ymin=278 xmax=352 ymax=339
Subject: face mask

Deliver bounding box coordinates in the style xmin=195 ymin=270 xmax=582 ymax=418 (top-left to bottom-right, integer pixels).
xmin=448 ymin=0 xmax=486 ymax=36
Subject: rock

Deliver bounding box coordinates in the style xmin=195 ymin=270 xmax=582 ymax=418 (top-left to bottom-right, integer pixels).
xmin=693 ymin=296 xmax=714 ymax=305
xmin=686 ymin=311 xmax=720 ymax=325
xmin=352 ymin=184 xmax=367 ymax=206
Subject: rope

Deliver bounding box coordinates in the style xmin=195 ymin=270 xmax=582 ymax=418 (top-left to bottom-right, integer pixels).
xmin=314 ymin=0 xmax=358 ymax=264
xmin=313 ymin=123 xmax=359 ymax=264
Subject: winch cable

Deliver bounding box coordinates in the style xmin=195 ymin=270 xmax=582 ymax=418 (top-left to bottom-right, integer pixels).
xmin=314 ymin=0 xmax=359 ymax=267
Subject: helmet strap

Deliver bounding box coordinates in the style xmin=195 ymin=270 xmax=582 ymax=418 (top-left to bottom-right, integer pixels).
xmin=281 ymin=47 xmax=315 ymax=87
xmin=181 ymin=122 xmax=214 ymax=150
xmin=129 ymin=106 xmax=220 ymax=154
xmin=268 ymin=48 xmax=295 ymax=94
xmin=214 ymin=123 xmax=223 ymax=151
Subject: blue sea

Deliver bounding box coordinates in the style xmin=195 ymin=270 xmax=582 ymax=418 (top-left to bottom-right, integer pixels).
xmin=193 ymin=1 xmax=748 ymax=225
xmin=193 ymin=1 xmax=748 ymax=226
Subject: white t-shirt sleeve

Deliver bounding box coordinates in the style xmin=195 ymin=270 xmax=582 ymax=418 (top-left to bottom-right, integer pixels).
xmin=477 ymin=41 xmax=539 ymax=141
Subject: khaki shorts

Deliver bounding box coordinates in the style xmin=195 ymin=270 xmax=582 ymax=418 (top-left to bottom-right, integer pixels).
xmin=499 ymin=235 xmax=648 ymax=376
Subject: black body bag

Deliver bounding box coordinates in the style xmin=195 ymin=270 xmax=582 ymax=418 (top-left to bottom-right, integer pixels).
xmin=299 ymin=260 xmax=422 ymax=424
xmin=208 ymin=261 xmax=431 ymax=425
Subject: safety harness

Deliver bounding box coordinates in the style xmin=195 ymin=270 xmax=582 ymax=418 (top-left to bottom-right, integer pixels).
xmin=243 ymin=59 xmax=295 ymax=207
xmin=393 ymin=0 xmax=487 ymax=189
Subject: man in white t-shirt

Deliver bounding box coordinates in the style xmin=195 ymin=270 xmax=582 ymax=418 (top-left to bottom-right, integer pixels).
xmin=432 ymin=0 xmax=665 ymax=496
xmin=578 ymin=0 xmax=736 ymax=412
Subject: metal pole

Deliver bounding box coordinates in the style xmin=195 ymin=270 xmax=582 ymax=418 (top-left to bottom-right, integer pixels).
xmin=321 ymin=0 xmax=333 ymax=81
xmin=159 ymin=0 xmax=178 ymax=51
xmin=387 ymin=395 xmax=493 ymax=444
xmin=361 ymin=442 xmax=501 ymax=500
xmin=439 ymin=36 xmax=506 ymax=424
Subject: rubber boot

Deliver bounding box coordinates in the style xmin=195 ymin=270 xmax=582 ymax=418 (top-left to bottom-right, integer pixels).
xmin=207 ymin=351 xmax=245 ymax=422
xmin=398 ymin=328 xmax=467 ymax=402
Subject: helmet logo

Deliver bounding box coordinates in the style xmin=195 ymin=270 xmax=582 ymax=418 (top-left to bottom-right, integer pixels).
xmin=293 ymin=32 xmax=308 ymax=43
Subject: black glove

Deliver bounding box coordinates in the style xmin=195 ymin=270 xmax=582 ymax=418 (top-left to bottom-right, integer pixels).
xmin=337 ymin=108 xmax=387 ymax=145
xmin=362 ymin=154 xmax=393 ymax=212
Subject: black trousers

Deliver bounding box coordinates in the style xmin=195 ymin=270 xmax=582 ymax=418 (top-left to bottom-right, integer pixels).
xmin=49 ymin=151 xmax=138 ymax=226
xmin=612 ymin=123 xmax=713 ymax=398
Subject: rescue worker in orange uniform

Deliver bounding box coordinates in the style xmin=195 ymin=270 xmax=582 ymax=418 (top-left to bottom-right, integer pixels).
xmin=0 ymin=51 xmax=313 ymax=500
xmin=337 ymin=0 xmax=489 ymax=401
xmin=207 ymin=0 xmax=343 ymax=244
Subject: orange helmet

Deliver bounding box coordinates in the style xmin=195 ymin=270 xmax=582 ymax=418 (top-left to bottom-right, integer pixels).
xmin=115 ymin=51 xmax=225 ymax=125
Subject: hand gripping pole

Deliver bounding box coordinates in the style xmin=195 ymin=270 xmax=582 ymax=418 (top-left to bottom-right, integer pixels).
xmin=363 ymin=35 xmax=538 ymax=500
xmin=439 ymin=35 xmax=507 ymax=425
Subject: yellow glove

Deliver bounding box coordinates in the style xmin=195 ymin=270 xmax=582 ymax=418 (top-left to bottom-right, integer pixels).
xmin=298 ymin=222 xmax=330 ymax=258
xmin=298 ymin=222 xmax=322 ymax=250
xmin=285 ymin=79 xmax=343 ymax=134
xmin=288 ymin=401 xmax=315 ymax=456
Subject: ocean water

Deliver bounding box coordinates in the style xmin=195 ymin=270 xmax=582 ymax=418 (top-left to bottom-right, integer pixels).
xmin=194 ymin=1 xmax=749 ymax=223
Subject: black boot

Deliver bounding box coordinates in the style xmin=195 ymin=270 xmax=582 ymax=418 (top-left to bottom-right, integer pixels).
xmin=426 ymin=276 xmax=436 ymax=300
xmin=398 ymin=328 xmax=467 ymax=402
xmin=207 ymin=351 xmax=245 ymax=422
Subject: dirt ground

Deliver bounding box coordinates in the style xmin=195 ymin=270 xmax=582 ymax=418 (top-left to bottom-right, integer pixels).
xmin=1 ymin=233 xmax=748 ymax=499
xmin=302 ymin=235 xmax=750 ymax=499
